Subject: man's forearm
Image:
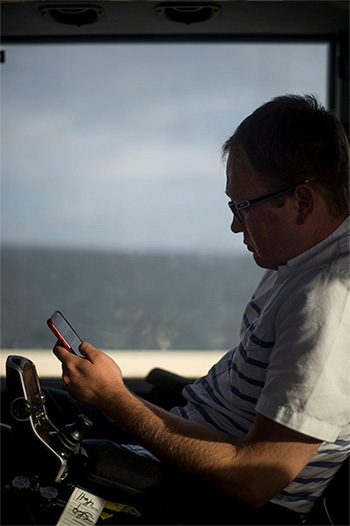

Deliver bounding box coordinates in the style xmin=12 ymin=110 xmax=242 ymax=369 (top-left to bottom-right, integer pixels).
xmin=106 ymin=387 xmax=247 ymax=493
xmin=103 ymin=386 xmax=288 ymax=507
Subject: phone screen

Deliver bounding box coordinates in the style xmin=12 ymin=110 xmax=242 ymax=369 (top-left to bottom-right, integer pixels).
xmin=47 ymin=311 xmax=84 ymax=358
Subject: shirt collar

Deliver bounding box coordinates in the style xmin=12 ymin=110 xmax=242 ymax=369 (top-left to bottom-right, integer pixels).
xmin=277 ymin=216 xmax=350 ymax=277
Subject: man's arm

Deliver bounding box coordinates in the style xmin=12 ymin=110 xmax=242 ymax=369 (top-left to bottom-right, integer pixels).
xmin=54 ymin=342 xmax=321 ymax=507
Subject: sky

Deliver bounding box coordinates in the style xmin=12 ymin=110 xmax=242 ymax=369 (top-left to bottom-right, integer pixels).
xmin=1 ymin=42 xmax=328 ymax=255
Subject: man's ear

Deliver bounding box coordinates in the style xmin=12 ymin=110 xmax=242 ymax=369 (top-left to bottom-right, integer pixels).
xmin=295 ymin=185 xmax=314 ymax=224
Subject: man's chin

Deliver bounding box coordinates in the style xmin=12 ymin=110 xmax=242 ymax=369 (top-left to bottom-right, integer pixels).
xmin=252 ymin=252 xmax=278 ymax=271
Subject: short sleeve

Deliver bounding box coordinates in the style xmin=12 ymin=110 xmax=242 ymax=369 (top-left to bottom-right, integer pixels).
xmin=256 ymin=265 xmax=350 ymax=442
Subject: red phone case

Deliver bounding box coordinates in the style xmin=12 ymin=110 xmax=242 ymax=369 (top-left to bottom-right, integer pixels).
xmin=47 ymin=318 xmax=72 ymax=351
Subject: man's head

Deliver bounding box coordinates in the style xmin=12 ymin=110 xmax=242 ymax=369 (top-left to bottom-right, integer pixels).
xmin=223 ymin=94 xmax=349 ymax=270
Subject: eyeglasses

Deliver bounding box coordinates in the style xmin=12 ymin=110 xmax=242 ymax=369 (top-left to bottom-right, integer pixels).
xmin=228 ymin=178 xmax=316 ymax=223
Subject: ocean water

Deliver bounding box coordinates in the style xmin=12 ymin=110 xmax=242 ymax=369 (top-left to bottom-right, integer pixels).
xmin=1 ymin=246 xmax=264 ymax=351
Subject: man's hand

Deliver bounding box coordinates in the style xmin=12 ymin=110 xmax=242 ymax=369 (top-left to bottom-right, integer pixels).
xmin=53 ymin=342 xmax=126 ymax=413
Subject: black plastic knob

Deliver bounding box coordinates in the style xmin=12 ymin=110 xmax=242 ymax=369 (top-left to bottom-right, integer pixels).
xmin=10 ymin=398 xmax=31 ymax=421
xmin=50 ymin=414 xmax=93 ymax=456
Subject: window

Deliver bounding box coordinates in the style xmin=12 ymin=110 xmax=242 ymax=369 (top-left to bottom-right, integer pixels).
xmin=1 ymin=42 xmax=328 ymax=374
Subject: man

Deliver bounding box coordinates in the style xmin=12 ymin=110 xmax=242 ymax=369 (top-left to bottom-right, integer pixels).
xmin=54 ymin=94 xmax=349 ymax=523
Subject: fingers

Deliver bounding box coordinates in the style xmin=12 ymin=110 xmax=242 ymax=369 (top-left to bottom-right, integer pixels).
xmin=53 ymin=342 xmax=72 ymax=363
xmin=53 ymin=340 xmax=102 ymax=369
xmin=78 ymin=342 xmax=101 ymax=362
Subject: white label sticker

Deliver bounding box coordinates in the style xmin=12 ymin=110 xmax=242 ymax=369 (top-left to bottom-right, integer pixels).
xmin=57 ymin=487 xmax=106 ymax=526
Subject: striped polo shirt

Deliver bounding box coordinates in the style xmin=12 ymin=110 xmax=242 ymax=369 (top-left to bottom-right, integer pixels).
xmin=171 ymin=217 xmax=350 ymax=520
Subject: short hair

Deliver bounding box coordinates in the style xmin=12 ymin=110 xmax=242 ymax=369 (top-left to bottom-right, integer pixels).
xmin=222 ymin=94 xmax=349 ymax=218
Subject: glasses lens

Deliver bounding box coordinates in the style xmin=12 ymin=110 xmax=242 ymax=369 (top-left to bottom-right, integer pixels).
xmin=228 ymin=202 xmax=243 ymax=223
xmin=234 ymin=211 xmax=243 ymax=223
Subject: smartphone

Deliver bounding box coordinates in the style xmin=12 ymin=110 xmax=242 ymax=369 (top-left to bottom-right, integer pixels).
xmin=47 ymin=310 xmax=85 ymax=358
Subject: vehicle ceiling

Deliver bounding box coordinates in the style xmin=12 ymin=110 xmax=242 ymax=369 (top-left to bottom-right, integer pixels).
xmin=1 ymin=1 xmax=349 ymax=129
xmin=1 ymin=1 xmax=349 ymax=42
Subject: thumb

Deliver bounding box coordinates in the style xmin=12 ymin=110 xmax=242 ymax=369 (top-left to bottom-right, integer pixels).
xmin=79 ymin=341 xmax=101 ymax=361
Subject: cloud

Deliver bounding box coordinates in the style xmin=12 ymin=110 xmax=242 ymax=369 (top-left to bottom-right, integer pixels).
xmin=2 ymin=42 xmax=328 ymax=253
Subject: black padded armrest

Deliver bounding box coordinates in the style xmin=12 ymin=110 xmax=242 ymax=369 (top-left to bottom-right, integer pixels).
xmin=82 ymin=440 xmax=169 ymax=504
xmin=143 ymin=368 xmax=192 ymax=410
xmin=145 ymin=368 xmax=190 ymax=391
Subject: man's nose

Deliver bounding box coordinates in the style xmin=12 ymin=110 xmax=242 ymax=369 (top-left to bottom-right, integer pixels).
xmin=231 ymin=216 xmax=244 ymax=234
